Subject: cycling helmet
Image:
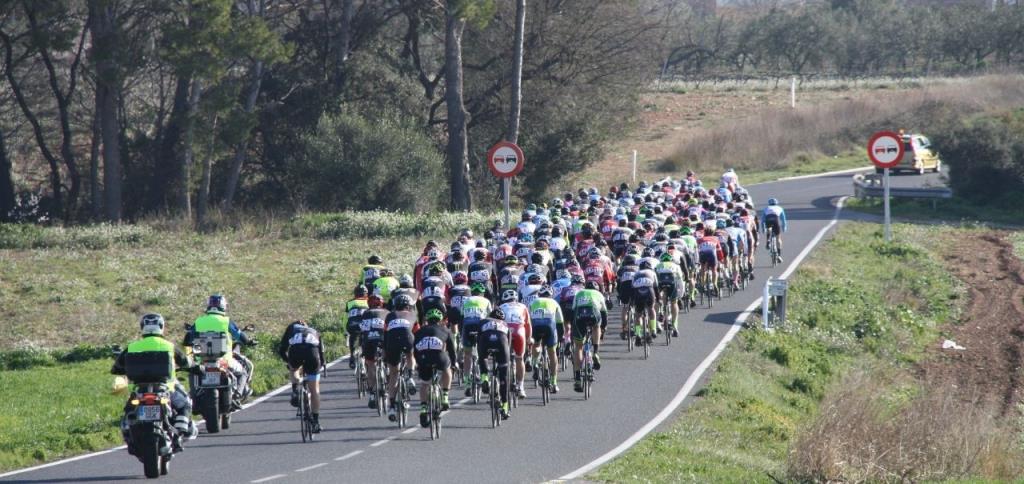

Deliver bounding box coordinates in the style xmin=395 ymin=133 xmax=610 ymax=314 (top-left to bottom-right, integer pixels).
xmin=640 ymin=260 xmax=653 ymax=270
xmin=642 ymin=247 xmax=654 ymax=258
xmin=206 ymin=294 xmax=227 ymax=314
xmin=393 ymin=294 xmax=414 ymax=309
xmin=660 ymin=253 xmax=673 ymax=262
xmin=368 ymin=295 xmax=384 ymax=308
xmin=452 ymin=272 xmax=469 ymax=285
xmin=716 ymin=220 xmax=727 ymax=229
xmin=681 ymin=227 xmax=692 ymax=236
xmin=501 ymin=289 xmax=519 ymax=303
xmin=425 ymin=308 xmax=444 ymax=323
xmin=538 ymin=285 xmax=553 ymax=298
xmin=140 ymin=313 xmax=165 ymax=336
xmin=584 ymin=281 xmax=600 ymax=290
xmin=623 ymin=254 xmax=639 ymax=266
xmin=380 ymin=268 xmax=394 ymax=277
xmin=461 ymin=228 xmax=474 ymax=239
xmin=470 ymin=283 xmax=487 ymax=295
xmin=489 ymin=307 xmax=506 ymax=321
xmin=398 ymin=274 xmax=414 ymax=288
xmin=427 ymin=264 xmax=444 ymax=276
xmin=767 ymin=198 xmax=778 ymax=206
xmin=527 ymin=273 xmax=544 ymax=285
xmin=588 ymin=249 xmax=601 ymax=260
xmin=531 ymin=252 xmax=544 ymax=264
xmin=472 ymin=250 xmax=487 ymax=261
xmin=504 ymin=255 xmax=519 ymax=265
xmin=354 ymin=285 xmax=368 ymax=297
xmin=570 ymin=274 xmax=585 ymax=285
xmin=368 ymin=255 xmax=383 ymax=265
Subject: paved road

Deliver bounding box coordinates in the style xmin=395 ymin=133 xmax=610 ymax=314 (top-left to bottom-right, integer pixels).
xmin=1 ymin=169 xmax=944 ymax=484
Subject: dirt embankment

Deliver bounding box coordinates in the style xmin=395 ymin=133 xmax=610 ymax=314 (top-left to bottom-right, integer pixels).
xmin=926 ymin=232 xmax=1024 ymax=415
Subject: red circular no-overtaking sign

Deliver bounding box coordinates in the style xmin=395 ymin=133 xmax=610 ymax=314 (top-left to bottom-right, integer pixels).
xmin=487 ymin=141 xmax=525 ymax=178
xmin=867 ymin=131 xmax=905 ymax=169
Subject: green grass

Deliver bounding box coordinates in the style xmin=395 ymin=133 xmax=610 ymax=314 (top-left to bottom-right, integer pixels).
xmin=846 ymin=196 xmax=1024 ymax=227
xmin=0 ymin=217 xmax=469 ymax=472
xmin=592 ymin=222 xmax=965 ymax=483
xmin=742 ymin=151 xmax=868 ymax=185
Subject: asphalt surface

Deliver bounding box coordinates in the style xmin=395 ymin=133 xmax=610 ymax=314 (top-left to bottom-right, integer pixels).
xmin=1 ymin=169 xmax=945 ymax=484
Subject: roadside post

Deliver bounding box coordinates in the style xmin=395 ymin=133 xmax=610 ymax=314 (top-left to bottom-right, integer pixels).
xmin=867 ymin=131 xmax=905 ymax=242
xmin=762 ymin=277 xmax=788 ymax=331
xmin=632 ymin=150 xmax=638 ymax=183
xmin=487 ymin=141 xmax=526 ymax=230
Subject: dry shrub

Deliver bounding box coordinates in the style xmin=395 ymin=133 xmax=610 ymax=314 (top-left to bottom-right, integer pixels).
xmin=789 ymin=369 xmax=1024 ymax=482
xmin=667 ymin=75 xmax=1024 ymax=172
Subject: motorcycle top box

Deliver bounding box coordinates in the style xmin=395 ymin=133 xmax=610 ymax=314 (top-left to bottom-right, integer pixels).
xmin=124 ymin=352 xmax=173 ymax=383
xmin=194 ymin=332 xmax=230 ymax=358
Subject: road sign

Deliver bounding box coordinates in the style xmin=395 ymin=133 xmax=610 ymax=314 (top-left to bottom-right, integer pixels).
xmin=768 ymin=278 xmax=788 ymax=296
xmin=867 ymin=131 xmax=904 ymax=169
xmin=486 ymin=141 xmax=525 ymax=178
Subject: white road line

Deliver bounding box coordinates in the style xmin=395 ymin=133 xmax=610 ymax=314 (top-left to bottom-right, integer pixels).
xmin=402 ymin=427 xmax=418 ymax=434
xmin=774 ymin=166 xmax=873 ymax=182
xmin=451 ymin=397 xmax=472 ymax=408
xmin=335 ymin=450 xmax=363 ymax=461
xmin=370 ymin=436 xmax=396 ymax=447
xmin=251 ymin=474 xmax=287 ymax=483
xmin=0 ymin=355 xmax=351 ymax=480
xmin=295 ymin=463 xmax=328 ymax=472
xmin=559 ymin=196 xmax=848 ymax=480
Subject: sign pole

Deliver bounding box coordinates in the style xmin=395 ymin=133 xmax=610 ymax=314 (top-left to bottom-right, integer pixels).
xmin=632 ymin=150 xmax=637 ymax=183
xmin=790 ymin=77 xmax=796 ymax=108
xmin=503 ymin=178 xmax=511 ymax=230
xmin=883 ymin=167 xmax=891 ymax=242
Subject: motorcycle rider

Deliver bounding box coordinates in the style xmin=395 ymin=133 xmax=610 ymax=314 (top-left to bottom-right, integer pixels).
xmin=112 ymin=314 xmax=198 ymax=446
xmin=187 ymin=294 xmax=255 ymax=405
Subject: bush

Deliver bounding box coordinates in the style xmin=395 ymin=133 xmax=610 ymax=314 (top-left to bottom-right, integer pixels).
xmin=0 ymin=223 xmax=152 ymax=250
xmin=934 ymin=109 xmax=1024 ymax=205
xmin=286 ymin=210 xmax=498 ymax=239
xmin=290 ymin=110 xmax=446 ymax=212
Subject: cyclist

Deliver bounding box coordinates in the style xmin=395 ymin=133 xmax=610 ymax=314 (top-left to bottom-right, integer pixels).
xmin=360 ymin=255 xmax=385 ymax=287
xmin=468 ymin=250 xmax=494 ymax=300
xmin=385 ymin=294 xmax=418 ymax=422
xmin=520 ymin=272 xmax=545 ymax=307
xmin=761 ymin=198 xmax=788 ymax=261
xmin=414 ymin=308 xmax=457 ymax=427
xmin=572 ymin=281 xmax=607 ymax=392
xmin=654 ymin=252 xmax=684 ymax=337
xmin=360 ymin=295 xmax=389 ymax=409
xmin=498 ymin=289 xmax=532 ymax=398
xmin=447 ymin=272 xmax=471 ymax=336
xmin=389 ymin=274 xmax=419 ymax=311
xmin=478 ymin=307 xmax=512 ymax=420
xmin=345 ymin=285 xmax=369 ymax=369
xmin=725 ymin=218 xmax=749 ymax=283
xmin=112 ymin=314 xmax=198 ymax=444
xmin=460 ymin=283 xmax=493 ymax=392
xmin=713 ymin=220 xmax=738 ymax=290
xmin=279 ymin=320 xmax=325 ymax=433
xmin=186 ymin=294 xmax=254 ymax=403
xmin=616 ymin=254 xmax=639 ymax=339
xmin=697 ymin=224 xmax=724 ymax=292
xmin=528 ymin=285 xmax=562 ymax=394
xmin=631 ymin=260 xmax=659 ymax=346
xmin=373 ymin=269 xmax=400 ymax=302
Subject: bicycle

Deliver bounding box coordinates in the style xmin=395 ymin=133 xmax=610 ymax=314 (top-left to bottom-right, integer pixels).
xmin=373 ymin=346 xmax=387 ymax=418
xmin=508 ymin=353 xmax=518 ymax=412
xmin=485 ymin=349 xmax=502 ymax=428
xmin=767 ymin=231 xmax=781 ymax=267
xmin=298 ymin=367 xmax=323 ymax=443
xmin=699 ymin=268 xmax=715 ymax=309
xmin=427 ymin=371 xmax=443 ymax=440
xmin=354 ymin=349 xmax=367 ymax=399
xmin=624 ymin=304 xmax=635 ymax=353
xmin=659 ymin=288 xmax=673 ymax=346
xmin=392 ymin=351 xmax=410 ymax=428
xmin=533 ymin=345 xmax=551 ymax=406
xmin=580 ymin=325 xmax=595 ymax=400
xmin=634 ymin=303 xmax=651 ymax=360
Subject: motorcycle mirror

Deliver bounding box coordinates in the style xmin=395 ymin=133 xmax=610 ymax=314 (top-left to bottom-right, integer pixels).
xmin=242 ymin=324 xmax=256 ymax=332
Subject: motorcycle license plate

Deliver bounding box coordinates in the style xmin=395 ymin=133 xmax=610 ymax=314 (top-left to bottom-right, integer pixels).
xmin=203 ymin=371 xmax=221 ymax=386
xmin=138 ymin=405 xmax=161 ymax=421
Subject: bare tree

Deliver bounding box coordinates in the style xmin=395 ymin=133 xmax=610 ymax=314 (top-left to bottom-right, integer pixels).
xmin=445 ymin=0 xmax=471 ymax=211
xmin=89 ymin=0 xmax=123 ymax=222
xmin=505 ymin=0 xmax=525 ymax=144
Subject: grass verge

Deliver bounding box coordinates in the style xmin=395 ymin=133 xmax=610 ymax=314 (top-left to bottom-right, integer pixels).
xmin=846 ymin=196 xmax=1023 ymax=227
xmin=591 ymin=222 xmax=1022 ymax=482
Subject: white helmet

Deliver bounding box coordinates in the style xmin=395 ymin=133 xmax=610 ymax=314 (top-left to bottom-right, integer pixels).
xmin=140 ymin=313 xmax=165 ymax=336
xmin=501 ymin=289 xmax=519 ymax=303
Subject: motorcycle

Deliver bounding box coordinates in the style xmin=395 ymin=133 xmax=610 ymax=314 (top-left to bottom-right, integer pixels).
xmin=113 ymin=347 xmax=183 ymax=479
xmin=184 ymin=324 xmax=256 ymax=434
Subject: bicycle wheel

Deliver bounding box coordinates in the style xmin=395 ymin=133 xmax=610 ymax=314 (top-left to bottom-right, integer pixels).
xmin=430 ymin=383 xmax=441 ymax=440
xmin=356 ymin=363 xmax=366 ymax=398
xmin=299 ymin=387 xmax=310 ymax=443
xmin=626 ymin=309 xmax=634 ymax=353
xmin=395 ymin=378 xmax=406 ymax=429
xmin=375 ymin=370 xmax=386 ymax=417
xmin=509 ymin=361 xmax=518 ymax=410
xmin=540 ymin=363 xmax=550 ymax=405
xmin=489 ymin=373 xmax=499 ymax=428
xmin=641 ymin=313 xmax=650 ymax=360
xmin=664 ymin=302 xmax=672 ymax=346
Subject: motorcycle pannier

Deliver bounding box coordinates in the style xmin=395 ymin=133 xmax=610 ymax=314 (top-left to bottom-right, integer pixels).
xmin=125 ymin=351 xmax=173 ymax=383
xmin=195 ymin=331 xmax=230 ymax=357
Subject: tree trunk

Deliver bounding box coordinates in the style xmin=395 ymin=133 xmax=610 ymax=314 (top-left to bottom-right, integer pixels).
xmin=222 ymin=60 xmax=263 ymax=211
xmin=89 ymin=90 xmax=103 ymax=220
xmin=506 ymin=0 xmax=526 ymax=144
xmin=332 ymin=0 xmax=354 ymax=93
xmin=155 ymin=76 xmax=192 ymax=214
xmin=177 ymin=78 xmax=202 ymax=217
xmin=196 ymin=116 xmax=218 ymax=228
xmin=445 ymin=3 xmax=471 ymax=211
xmin=91 ymin=0 xmax=122 ymax=222
xmin=0 ymin=128 xmax=14 ymax=222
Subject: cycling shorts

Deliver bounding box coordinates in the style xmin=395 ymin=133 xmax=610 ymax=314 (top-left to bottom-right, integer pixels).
xmin=617 ymin=282 xmax=634 ymax=305
xmin=572 ymin=315 xmax=599 ymax=341
xmin=346 ymin=321 xmax=362 ymax=337
xmin=633 ymin=287 xmax=656 ymax=309
xmin=764 ymin=216 xmax=781 ymax=237
xmin=477 ymin=330 xmax=510 ymax=368
xmin=659 ymin=283 xmax=678 ymax=300
xmin=361 ymin=338 xmax=383 ymax=362
xmin=461 ymin=318 xmax=482 ymax=347
xmin=699 ymin=250 xmax=718 ymax=268
xmin=531 ymin=320 xmax=557 ymax=348
xmin=383 ymin=329 xmax=414 ymax=366
xmin=509 ymin=324 xmax=527 ymax=357
xmin=414 ymin=350 xmax=450 ymax=382
xmin=287 ymin=344 xmax=321 ymax=380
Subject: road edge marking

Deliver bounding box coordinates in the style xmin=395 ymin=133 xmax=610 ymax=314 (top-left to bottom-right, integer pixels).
xmin=559 ymin=196 xmax=848 ymax=480
xmin=0 ymin=355 xmax=350 ymax=480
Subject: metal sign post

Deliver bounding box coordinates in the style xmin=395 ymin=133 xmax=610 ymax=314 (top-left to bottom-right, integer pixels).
xmin=503 ymin=178 xmax=511 ymax=230
xmin=486 ymin=141 xmax=525 ymax=230
xmin=883 ymin=167 xmax=891 ymax=242
xmin=763 ymin=277 xmax=789 ymax=331
xmin=632 ymin=150 xmax=637 ymax=183
xmin=867 ymin=130 xmax=905 ymax=243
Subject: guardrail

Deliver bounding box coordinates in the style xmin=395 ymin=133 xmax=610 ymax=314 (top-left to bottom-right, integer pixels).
xmin=852 ymin=174 xmax=952 ymax=200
